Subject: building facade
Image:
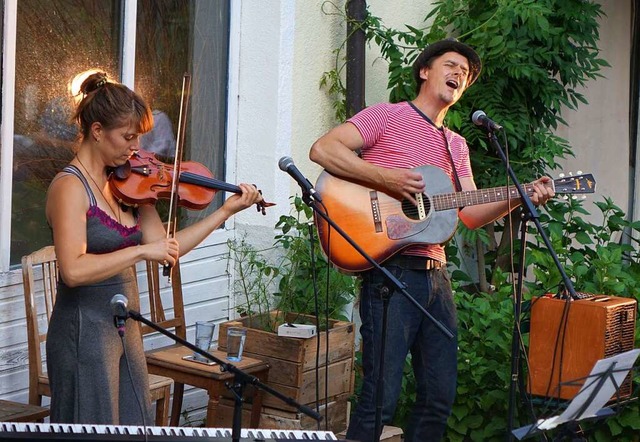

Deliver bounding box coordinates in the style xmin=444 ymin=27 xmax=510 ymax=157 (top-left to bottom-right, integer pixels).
xmin=0 ymin=0 xmax=634 ymax=421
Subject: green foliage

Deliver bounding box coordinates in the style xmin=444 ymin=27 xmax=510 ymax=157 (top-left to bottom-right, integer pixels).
xmin=526 ymin=197 xmax=640 ymax=298
xmin=228 ymin=236 xmax=280 ymax=330
xmin=273 ymin=196 xmax=359 ymax=324
xmin=229 ymin=196 xmax=358 ymax=332
xmin=389 ymin=198 xmax=640 ymax=441
xmin=447 ymin=279 xmax=515 ymax=441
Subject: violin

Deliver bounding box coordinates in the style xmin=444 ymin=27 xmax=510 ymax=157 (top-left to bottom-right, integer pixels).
xmin=108 ymin=149 xmax=275 ymax=214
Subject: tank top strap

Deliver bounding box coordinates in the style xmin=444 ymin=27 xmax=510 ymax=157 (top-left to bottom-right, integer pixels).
xmin=62 ymin=165 xmax=98 ymax=207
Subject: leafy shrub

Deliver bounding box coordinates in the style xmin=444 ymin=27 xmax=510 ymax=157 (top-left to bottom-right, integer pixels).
xmin=229 ymin=196 xmax=358 ymax=332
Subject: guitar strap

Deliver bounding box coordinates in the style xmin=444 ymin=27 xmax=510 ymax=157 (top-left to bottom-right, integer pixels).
xmin=408 ymin=101 xmax=463 ymax=192
xmin=441 ymin=128 xmax=463 ymax=192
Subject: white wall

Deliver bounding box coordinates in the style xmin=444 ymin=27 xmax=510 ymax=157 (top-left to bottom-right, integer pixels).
xmin=556 ymin=0 xmax=632 ymax=224
xmin=233 ymin=0 xmax=297 ymax=243
xmin=288 ymin=0 xmax=437 ymax=188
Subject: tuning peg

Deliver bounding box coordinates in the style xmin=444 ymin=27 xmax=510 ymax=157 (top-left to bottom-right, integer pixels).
xmin=581 ymin=195 xmax=587 ymax=200
xmin=568 ymin=172 xmax=574 ymax=176
xmin=562 ymin=195 xmax=569 ymax=200
xmin=577 ymin=170 xmax=583 ymax=175
xmin=559 ymin=173 xmax=566 ymax=178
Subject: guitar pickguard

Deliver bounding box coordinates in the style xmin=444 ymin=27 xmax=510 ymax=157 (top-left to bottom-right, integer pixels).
xmin=386 ymin=213 xmax=431 ymax=239
xmin=386 ymin=193 xmax=434 ymax=239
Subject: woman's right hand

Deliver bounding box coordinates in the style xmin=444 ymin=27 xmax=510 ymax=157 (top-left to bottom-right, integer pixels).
xmin=142 ymin=237 xmax=179 ymax=266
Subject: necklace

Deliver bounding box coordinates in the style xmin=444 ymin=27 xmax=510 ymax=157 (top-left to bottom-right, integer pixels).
xmin=75 ymin=155 xmax=122 ymax=224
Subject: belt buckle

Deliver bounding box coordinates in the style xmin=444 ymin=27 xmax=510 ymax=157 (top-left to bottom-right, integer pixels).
xmin=425 ymin=259 xmax=440 ymax=270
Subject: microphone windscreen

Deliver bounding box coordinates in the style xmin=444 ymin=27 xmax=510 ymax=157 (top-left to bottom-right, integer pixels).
xmin=471 ymin=110 xmax=486 ymax=125
xmin=278 ymin=156 xmax=293 ymax=171
xmin=110 ymin=294 xmax=128 ymax=310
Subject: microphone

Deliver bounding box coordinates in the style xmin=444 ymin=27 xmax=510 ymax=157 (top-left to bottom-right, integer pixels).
xmin=472 ymin=110 xmax=503 ymax=131
xmin=110 ymin=294 xmax=129 ymax=337
xmin=278 ymin=156 xmax=322 ymax=202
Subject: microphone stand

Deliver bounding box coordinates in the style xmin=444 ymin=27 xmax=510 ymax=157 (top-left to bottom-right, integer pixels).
xmin=298 ymin=191 xmax=454 ymax=442
xmin=126 ymin=309 xmax=322 ymax=442
xmin=479 ymin=129 xmax=578 ymax=441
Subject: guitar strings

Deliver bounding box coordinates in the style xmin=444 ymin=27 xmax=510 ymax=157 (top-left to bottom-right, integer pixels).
xmin=371 ymin=183 xmax=533 ymax=214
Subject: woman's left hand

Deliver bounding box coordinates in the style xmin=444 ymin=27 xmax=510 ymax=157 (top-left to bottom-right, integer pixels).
xmin=222 ymin=183 xmax=263 ymax=215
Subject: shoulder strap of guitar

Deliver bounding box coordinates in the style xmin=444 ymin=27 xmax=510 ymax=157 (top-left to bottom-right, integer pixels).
xmin=441 ymin=128 xmax=463 ymax=192
xmin=407 ymin=101 xmax=462 ymax=192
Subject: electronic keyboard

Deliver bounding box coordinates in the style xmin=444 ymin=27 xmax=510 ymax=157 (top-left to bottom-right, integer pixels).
xmin=0 ymin=422 xmax=342 ymax=441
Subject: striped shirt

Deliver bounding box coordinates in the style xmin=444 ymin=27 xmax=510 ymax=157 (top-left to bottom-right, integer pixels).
xmin=348 ymin=101 xmax=473 ymax=263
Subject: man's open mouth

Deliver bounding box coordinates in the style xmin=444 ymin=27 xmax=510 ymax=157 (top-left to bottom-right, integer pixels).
xmin=446 ymin=79 xmax=459 ymax=89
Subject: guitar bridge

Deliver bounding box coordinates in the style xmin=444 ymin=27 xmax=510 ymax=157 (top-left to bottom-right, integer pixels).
xmin=416 ymin=193 xmax=426 ymax=220
xmin=370 ymin=191 xmax=383 ymax=233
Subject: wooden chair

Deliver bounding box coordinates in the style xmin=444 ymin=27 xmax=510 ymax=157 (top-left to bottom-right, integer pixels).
xmin=21 ymin=245 xmax=173 ymax=426
xmin=0 ymin=400 xmax=48 ymax=423
xmin=141 ymin=260 xmax=269 ymax=427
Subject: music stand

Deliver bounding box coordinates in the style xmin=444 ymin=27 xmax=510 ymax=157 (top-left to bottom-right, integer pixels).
xmin=512 ymin=348 xmax=640 ymax=440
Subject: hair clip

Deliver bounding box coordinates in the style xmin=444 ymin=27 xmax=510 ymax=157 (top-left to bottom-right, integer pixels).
xmin=95 ymin=78 xmax=107 ymax=89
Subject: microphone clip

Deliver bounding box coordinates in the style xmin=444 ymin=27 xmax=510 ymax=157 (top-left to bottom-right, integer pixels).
xmin=113 ymin=315 xmax=127 ymax=337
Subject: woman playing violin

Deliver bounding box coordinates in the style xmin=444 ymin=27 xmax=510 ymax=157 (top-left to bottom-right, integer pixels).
xmin=45 ymin=71 xmax=262 ymax=425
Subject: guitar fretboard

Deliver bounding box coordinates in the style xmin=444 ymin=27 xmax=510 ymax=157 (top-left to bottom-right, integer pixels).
xmin=434 ymin=182 xmax=542 ymax=211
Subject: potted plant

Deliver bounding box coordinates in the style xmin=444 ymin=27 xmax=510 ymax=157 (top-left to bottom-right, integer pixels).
xmin=217 ymin=196 xmax=359 ymax=432
xmin=230 ymin=195 xmax=358 ymax=329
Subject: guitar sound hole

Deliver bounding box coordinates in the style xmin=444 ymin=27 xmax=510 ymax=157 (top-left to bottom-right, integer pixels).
xmin=402 ymin=194 xmax=431 ymax=220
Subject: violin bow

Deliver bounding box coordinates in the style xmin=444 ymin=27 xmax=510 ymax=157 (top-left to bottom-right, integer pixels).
xmin=164 ymin=73 xmax=192 ymax=280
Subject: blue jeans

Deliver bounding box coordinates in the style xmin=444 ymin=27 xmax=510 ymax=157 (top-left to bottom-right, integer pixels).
xmin=346 ymin=265 xmax=458 ymax=442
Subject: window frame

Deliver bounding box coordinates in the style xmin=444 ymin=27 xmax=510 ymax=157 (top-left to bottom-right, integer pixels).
xmin=0 ymin=0 xmax=240 ymax=272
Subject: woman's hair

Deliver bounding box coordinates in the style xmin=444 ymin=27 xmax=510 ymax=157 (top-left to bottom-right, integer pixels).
xmin=72 ymin=71 xmax=153 ymax=139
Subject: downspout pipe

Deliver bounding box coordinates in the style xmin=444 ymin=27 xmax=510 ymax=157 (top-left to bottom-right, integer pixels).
xmin=626 ymin=2 xmax=639 ymax=251
xmin=346 ymin=0 xmax=366 ymax=118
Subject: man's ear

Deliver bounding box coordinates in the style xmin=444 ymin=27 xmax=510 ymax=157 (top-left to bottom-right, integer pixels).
xmin=420 ymin=67 xmax=429 ymax=81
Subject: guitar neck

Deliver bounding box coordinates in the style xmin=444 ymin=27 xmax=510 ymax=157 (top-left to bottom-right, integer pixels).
xmin=434 ymin=182 xmax=545 ymax=211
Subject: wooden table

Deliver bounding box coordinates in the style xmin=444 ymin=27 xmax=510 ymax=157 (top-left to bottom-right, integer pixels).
xmin=0 ymin=400 xmax=48 ymax=422
xmin=145 ymin=346 xmax=269 ymax=427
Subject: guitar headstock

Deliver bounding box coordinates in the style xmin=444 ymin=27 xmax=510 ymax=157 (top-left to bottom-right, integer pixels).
xmin=553 ymin=172 xmax=596 ymax=195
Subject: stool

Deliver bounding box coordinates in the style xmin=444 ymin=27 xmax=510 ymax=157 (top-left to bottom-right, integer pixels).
xmin=145 ymin=346 xmax=269 ymax=427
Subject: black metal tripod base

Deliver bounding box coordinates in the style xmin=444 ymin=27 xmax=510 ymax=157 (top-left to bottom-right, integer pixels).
xmin=551 ymin=422 xmax=587 ymax=442
xmin=372 ymin=285 xmax=393 ymax=442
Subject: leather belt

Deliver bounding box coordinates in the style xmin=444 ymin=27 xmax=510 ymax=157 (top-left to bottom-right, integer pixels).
xmin=386 ymin=254 xmax=443 ymax=270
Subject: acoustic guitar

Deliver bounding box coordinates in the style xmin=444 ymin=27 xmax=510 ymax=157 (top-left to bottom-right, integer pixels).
xmin=314 ymin=165 xmax=596 ymax=272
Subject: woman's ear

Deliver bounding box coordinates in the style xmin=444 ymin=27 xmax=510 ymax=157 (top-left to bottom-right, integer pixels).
xmin=90 ymin=122 xmax=102 ymax=142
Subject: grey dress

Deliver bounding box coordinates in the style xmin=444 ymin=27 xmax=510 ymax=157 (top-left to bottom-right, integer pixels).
xmin=46 ymin=165 xmax=152 ymax=425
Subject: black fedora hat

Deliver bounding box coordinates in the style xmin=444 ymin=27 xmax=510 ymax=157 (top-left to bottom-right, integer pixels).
xmin=412 ymin=37 xmax=482 ymax=89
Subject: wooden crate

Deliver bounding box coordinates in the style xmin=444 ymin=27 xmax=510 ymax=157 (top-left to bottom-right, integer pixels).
xmin=213 ymin=393 xmax=350 ymax=434
xmin=337 ymin=426 xmax=403 ymax=442
xmin=218 ymin=312 xmax=356 ymax=412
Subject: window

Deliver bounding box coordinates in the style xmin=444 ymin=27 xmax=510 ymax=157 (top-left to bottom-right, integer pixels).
xmin=6 ymin=0 xmax=229 ymax=266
